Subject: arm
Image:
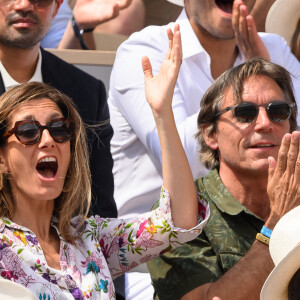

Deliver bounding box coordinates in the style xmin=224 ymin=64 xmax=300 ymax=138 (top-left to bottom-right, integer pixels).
xmin=57 ymin=0 xmax=132 ymax=49
xmin=182 ymin=132 xmax=300 ymax=300
xmin=108 ymin=26 xmax=203 ymax=178
xmin=232 ymin=0 xmax=270 ymax=60
xmin=142 ymin=24 xmax=198 ymax=229
xmin=92 ymin=25 xmax=208 ymax=277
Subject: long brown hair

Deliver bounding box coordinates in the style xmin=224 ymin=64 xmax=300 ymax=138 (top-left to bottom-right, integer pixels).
xmin=0 ymin=82 xmax=91 ymax=243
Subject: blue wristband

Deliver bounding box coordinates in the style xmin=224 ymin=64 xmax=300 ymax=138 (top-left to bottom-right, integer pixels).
xmin=261 ymin=225 xmax=272 ymax=238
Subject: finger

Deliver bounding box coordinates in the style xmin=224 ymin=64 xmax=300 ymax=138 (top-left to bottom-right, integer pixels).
xmin=174 ymin=24 xmax=182 ymax=61
xmin=245 ymin=15 xmax=258 ymax=54
xmin=172 ymin=30 xmax=182 ymax=63
xmin=173 ymin=23 xmax=180 ymax=35
xmin=166 ymin=28 xmax=174 ymax=60
xmin=173 ymin=44 xmax=182 ymax=70
xmin=142 ymin=56 xmax=153 ymax=80
xmin=238 ymin=4 xmax=249 ymax=46
xmin=275 ymin=133 xmax=292 ymax=176
xmin=117 ymin=0 xmax=132 ymax=9
xmin=232 ymin=0 xmax=241 ymax=32
xmin=245 ymin=15 xmax=257 ymax=44
xmin=268 ymin=156 xmax=277 ymax=183
xmin=286 ymin=131 xmax=300 ymax=175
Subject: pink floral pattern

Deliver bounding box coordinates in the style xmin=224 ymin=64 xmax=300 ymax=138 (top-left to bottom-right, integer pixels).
xmin=0 ymin=188 xmax=209 ymax=299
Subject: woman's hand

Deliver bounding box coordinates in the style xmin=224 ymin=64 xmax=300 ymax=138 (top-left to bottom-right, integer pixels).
xmin=142 ymin=25 xmax=198 ymax=230
xmin=142 ymin=24 xmax=182 ymax=117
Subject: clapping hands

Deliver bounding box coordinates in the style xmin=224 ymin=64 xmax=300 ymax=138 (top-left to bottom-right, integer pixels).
xmin=232 ymin=0 xmax=270 ymax=61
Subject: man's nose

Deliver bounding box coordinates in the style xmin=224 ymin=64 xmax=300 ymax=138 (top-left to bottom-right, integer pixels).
xmin=254 ymin=107 xmax=273 ymax=132
xmin=13 ymin=0 xmax=34 ymax=10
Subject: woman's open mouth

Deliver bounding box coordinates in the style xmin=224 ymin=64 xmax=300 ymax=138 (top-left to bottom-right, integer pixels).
xmin=215 ymin=0 xmax=234 ymax=14
xmin=36 ymin=157 xmax=58 ymax=179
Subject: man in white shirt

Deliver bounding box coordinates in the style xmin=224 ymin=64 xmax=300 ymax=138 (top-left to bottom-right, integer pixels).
xmin=108 ymin=0 xmax=300 ymax=298
xmin=109 ymin=0 xmax=300 ymax=218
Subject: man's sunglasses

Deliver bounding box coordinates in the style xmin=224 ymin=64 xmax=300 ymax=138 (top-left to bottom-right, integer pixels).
xmin=2 ymin=118 xmax=75 ymax=145
xmin=1 ymin=0 xmax=55 ymax=8
xmin=215 ymin=101 xmax=295 ymax=123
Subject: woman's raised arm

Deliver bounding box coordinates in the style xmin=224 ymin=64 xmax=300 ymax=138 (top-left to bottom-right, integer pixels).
xmin=142 ymin=24 xmax=198 ymax=229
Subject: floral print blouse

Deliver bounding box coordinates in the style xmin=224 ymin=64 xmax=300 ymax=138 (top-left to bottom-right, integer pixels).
xmin=0 ymin=189 xmax=209 ymax=300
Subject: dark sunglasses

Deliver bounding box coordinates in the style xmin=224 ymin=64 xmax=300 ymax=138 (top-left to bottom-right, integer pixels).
xmin=2 ymin=118 xmax=75 ymax=145
xmin=215 ymin=101 xmax=295 ymax=123
xmin=1 ymin=0 xmax=55 ymax=8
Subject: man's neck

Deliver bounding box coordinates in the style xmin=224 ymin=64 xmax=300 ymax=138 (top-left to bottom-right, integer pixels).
xmin=219 ymin=165 xmax=270 ymax=221
xmin=0 ymin=43 xmax=40 ymax=83
xmin=189 ymin=21 xmax=239 ymax=79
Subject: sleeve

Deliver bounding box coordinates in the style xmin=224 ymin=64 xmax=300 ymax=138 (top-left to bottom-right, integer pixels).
xmin=147 ymin=231 xmax=223 ymax=300
xmin=88 ymin=187 xmax=209 ymax=279
xmin=108 ymin=28 xmax=202 ymax=178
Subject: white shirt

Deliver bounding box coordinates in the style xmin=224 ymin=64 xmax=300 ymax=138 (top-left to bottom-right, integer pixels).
xmin=0 ymin=50 xmax=43 ymax=90
xmin=108 ymin=9 xmax=300 ymax=220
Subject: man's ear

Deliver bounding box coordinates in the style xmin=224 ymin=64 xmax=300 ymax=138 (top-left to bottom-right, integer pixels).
xmin=202 ymin=125 xmax=218 ymax=150
xmin=53 ymin=0 xmax=63 ymax=18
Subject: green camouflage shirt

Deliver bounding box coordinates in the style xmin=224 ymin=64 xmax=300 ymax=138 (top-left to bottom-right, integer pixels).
xmin=147 ymin=169 xmax=264 ymax=300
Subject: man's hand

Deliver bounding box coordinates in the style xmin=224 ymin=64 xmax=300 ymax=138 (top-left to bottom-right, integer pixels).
xmin=266 ymin=131 xmax=300 ymax=229
xmin=73 ymin=0 xmax=133 ymax=30
xmin=232 ymin=0 xmax=270 ymax=61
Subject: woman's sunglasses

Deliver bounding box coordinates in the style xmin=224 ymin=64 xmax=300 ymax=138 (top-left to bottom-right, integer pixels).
xmin=2 ymin=118 xmax=75 ymax=145
xmin=215 ymin=101 xmax=295 ymax=123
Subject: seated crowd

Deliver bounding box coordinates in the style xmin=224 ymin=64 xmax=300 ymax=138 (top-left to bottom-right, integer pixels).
xmin=0 ymin=0 xmax=300 ymax=299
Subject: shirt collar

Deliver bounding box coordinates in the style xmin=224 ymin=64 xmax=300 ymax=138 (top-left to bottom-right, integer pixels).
xmin=177 ymin=9 xmax=245 ymax=64
xmin=0 ymin=216 xmax=61 ymax=236
xmin=201 ymin=169 xmax=258 ymax=217
xmin=177 ymin=9 xmax=206 ymax=59
xmin=0 ymin=49 xmax=43 ymax=91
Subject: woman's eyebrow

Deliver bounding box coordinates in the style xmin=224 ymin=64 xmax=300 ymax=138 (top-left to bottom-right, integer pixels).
xmin=16 ymin=112 xmax=63 ymax=121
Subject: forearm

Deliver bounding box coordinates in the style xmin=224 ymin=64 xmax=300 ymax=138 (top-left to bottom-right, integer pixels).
xmin=182 ymin=240 xmax=274 ymax=300
xmin=154 ymin=108 xmax=198 ymax=229
xmin=57 ymin=21 xmax=95 ymax=49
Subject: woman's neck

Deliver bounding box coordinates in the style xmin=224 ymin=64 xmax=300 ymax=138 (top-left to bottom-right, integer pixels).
xmin=12 ymin=198 xmax=55 ymax=241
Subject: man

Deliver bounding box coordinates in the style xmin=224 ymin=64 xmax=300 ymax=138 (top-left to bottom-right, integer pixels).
xmin=108 ymin=0 xmax=300 ymax=298
xmin=0 ymin=0 xmax=117 ymax=217
xmin=148 ymin=58 xmax=300 ymax=299
xmin=108 ymin=0 xmax=300 ymax=219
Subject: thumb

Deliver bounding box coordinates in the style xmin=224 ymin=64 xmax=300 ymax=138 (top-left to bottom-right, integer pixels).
xmin=142 ymin=56 xmax=153 ymax=80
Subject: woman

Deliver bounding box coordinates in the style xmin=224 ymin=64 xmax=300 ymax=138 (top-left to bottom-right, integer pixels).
xmin=0 ymin=27 xmax=208 ymax=299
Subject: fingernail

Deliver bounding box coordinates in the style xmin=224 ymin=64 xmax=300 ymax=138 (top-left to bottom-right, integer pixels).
xmin=285 ymin=134 xmax=291 ymax=141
